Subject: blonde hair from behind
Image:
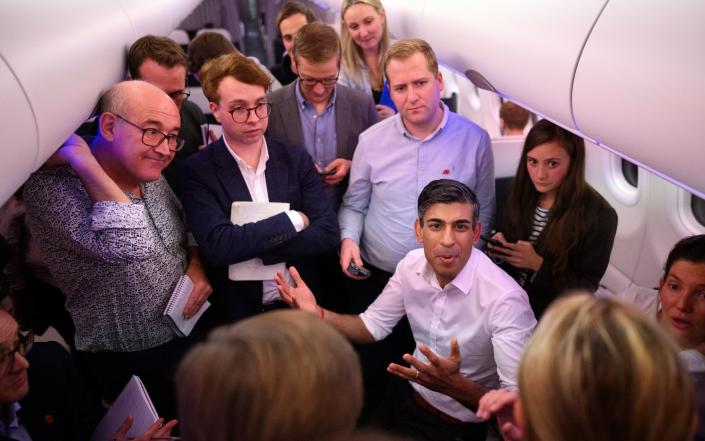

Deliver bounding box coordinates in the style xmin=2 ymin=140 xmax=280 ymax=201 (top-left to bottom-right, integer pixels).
xmin=176 ymin=310 xmax=363 ymax=441
xmin=519 ymin=294 xmax=695 ymax=441
xmin=199 ymin=53 xmax=272 ymax=103
xmin=340 ymin=0 xmax=389 ymax=90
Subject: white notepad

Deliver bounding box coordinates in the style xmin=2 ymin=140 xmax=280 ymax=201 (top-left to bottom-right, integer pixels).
xmin=228 ymin=201 xmax=290 ymax=281
xmin=163 ymin=274 xmax=211 ymax=337
xmin=90 ymin=375 xmax=158 ymax=441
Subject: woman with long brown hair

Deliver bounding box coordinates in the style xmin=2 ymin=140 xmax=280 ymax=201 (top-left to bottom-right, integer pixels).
xmin=488 ymin=119 xmax=617 ymax=318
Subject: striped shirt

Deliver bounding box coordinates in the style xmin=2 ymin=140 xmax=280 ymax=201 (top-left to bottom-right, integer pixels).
xmin=518 ymin=205 xmax=550 ymax=285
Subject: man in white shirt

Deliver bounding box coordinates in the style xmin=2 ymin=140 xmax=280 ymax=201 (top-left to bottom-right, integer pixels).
xmin=277 ymin=179 xmax=536 ymax=441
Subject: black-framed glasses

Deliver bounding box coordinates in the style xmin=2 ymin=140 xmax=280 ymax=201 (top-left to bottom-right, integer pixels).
xmin=168 ymin=90 xmax=191 ymax=105
xmin=298 ymin=74 xmax=339 ymax=87
xmin=228 ymin=102 xmax=272 ymax=123
xmin=112 ymin=114 xmax=185 ymax=152
xmin=0 ymin=331 xmax=33 ymax=375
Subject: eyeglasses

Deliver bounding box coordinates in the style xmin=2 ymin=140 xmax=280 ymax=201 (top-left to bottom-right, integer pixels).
xmin=298 ymin=74 xmax=339 ymax=87
xmin=168 ymin=90 xmax=191 ymax=105
xmin=228 ymin=102 xmax=272 ymax=123
xmin=112 ymin=114 xmax=185 ymax=152
xmin=0 ymin=331 xmax=33 ymax=375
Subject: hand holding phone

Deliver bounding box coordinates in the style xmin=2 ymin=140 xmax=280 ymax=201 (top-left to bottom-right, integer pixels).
xmin=318 ymin=167 xmax=337 ymax=176
xmin=347 ymin=262 xmax=372 ymax=278
xmin=481 ymin=234 xmax=505 ymax=248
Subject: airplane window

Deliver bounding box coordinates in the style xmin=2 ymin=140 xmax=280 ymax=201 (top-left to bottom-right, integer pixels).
xmin=621 ymin=159 xmax=638 ymax=188
xmin=692 ymin=194 xmax=705 ymax=227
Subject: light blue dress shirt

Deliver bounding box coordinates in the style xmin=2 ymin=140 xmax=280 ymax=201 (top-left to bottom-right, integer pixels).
xmin=294 ymin=81 xmax=339 ymax=209
xmin=339 ymin=103 xmax=495 ymax=273
xmin=0 ymin=403 xmax=33 ymax=441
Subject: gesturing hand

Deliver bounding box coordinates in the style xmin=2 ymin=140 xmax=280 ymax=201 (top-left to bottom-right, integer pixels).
xmin=275 ymin=266 xmax=319 ymax=314
xmin=387 ymin=337 xmax=464 ymax=396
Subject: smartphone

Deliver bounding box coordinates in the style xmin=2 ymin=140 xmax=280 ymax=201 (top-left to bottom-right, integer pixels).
xmin=480 ymin=234 xmax=505 ymax=248
xmin=347 ymin=262 xmax=372 ymax=277
xmin=318 ymin=168 xmax=336 ymax=176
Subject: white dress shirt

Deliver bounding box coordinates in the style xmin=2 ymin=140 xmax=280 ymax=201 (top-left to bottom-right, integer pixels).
xmin=224 ymin=137 xmax=304 ymax=303
xmin=360 ymin=247 xmax=536 ymax=422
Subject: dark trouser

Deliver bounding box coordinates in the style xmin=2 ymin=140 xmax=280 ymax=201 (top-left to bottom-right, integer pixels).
xmin=75 ymin=336 xmax=192 ymax=421
xmin=378 ymin=377 xmax=487 ymax=441
xmin=343 ymin=261 xmax=416 ymax=426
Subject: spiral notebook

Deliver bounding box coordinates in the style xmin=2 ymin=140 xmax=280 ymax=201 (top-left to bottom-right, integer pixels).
xmin=163 ymin=274 xmax=210 ymax=337
xmin=90 ymin=375 xmax=158 ymax=441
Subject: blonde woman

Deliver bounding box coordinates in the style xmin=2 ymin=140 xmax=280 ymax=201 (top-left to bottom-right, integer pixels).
xmin=339 ymin=0 xmax=395 ymax=119
xmin=176 ymin=310 xmax=363 ymax=441
xmin=476 ymin=295 xmax=695 ymax=441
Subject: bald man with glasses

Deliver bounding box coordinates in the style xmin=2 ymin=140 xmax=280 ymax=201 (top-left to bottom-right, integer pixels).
xmin=23 ymin=81 xmax=211 ymax=420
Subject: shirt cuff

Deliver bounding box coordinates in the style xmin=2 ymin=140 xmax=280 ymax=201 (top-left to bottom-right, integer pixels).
xmin=285 ymin=210 xmax=305 ymax=232
xmin=91 ymin=201 xmax=147 ymax=230
xmin=358 ymin=312 xmax=385 ymax=342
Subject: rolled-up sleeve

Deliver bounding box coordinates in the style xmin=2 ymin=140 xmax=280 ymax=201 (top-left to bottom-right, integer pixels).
xmin=489 ymin=291 xmax=536 ymax=390
xmin=358 ymin=268 xmax=407 ymax=341
xmin=24 ymin=169 xmax=156 ymax=264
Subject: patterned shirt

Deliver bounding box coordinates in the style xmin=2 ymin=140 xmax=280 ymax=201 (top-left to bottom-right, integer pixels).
xmin=24 ymin=166 xmax=187 ymax=352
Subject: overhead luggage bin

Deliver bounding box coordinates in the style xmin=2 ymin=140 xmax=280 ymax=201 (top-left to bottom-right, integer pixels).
xmin=0 ymin=0 xmax=200 ymax=205
xmin=572 ymin=0 xmax=705 ymax=198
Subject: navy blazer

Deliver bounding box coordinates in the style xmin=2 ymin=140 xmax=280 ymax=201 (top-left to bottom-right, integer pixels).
xmin=177 ymin=137 xmax=339 ymax=322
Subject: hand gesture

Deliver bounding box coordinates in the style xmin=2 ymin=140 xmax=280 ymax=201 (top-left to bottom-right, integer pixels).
xmin=476 ymin=389 xmax=524 ymax=441
xmin=275 ymin=266 xmax=318 ymax=314
xmin=387 ymin=337 xmax=464 ymax=396
xmin=322 ymin=158 xmax=352 ymax=186
xmin=340 ymin=238 xmax=368 ymax=280
xmin=112 ymin=416 xmax=177 ymax=441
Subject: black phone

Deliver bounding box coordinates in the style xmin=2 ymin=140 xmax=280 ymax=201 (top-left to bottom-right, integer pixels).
xmin=318 ymin=168 xmax=336 ymax=176
xmin=480 ymin=234 xmax=505 ymax=248
xmin=347 ymin=262 xmax=372 ymax=277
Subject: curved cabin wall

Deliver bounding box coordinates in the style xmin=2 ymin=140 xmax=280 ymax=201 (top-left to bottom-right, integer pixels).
xmin=0 ymin=0 xmax=201 ymax=205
